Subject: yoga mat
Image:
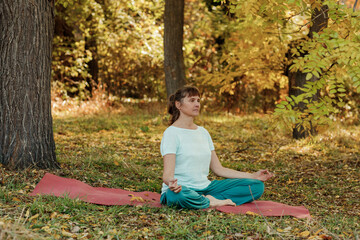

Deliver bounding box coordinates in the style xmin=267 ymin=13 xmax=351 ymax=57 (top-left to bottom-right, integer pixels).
xmin=30 ymin=173 xmax=311 ymax=219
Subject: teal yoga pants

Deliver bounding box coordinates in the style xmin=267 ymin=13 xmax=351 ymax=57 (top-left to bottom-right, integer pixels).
xmin=160 ymin=178 xmax=264 ymax=209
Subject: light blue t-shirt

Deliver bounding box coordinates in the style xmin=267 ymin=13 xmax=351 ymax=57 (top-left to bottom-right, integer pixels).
xmin=160 ymin=126 xmax=215 ymax=194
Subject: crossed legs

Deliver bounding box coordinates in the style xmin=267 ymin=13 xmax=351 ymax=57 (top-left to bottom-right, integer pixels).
xmin=160 ymin=178 xmax=265 ymax=209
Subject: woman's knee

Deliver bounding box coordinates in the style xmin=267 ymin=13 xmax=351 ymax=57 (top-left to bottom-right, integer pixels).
xmin=250 ymin=180 xmax=264 ymax=199
xmin=164 ymin=187 xmax=191 ymax=206
xmin=164 ymin=187 xmax=209 ymax=209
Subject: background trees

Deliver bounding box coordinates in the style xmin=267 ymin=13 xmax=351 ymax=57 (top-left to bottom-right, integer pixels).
xmin=53 ymin=0 xmax=165 ymax=100
xmin=3 ymin=0 xmax=358 ymax=145
xmin=0 ymin=0 xmax=59 ymax=169
xmin=274 ymin=0 xmax=360 ymax=137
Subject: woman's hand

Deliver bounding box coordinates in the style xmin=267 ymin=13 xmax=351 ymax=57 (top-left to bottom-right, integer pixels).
xmin=168 ymin=179 xmax=182 ymax=193
xmin=253 ymin=169 xmax=274 ymax=181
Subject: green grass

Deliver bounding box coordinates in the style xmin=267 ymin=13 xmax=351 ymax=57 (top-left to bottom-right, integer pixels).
xmin=1 ymin=110 xmax=359 ymax=239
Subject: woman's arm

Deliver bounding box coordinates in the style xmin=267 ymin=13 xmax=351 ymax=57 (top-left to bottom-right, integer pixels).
xmin=163 ymin=154 xmax=182 ymax=193
xmin=210 ymin=151 xmax=273 ymax=181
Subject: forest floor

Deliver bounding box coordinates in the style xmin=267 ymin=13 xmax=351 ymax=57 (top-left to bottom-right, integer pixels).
xmin=1 ymin=104 xmax=359 ymax=239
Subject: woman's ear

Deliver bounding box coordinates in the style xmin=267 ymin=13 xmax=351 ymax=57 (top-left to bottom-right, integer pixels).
xmin=175 ymin=101 xmax=181 ymax=110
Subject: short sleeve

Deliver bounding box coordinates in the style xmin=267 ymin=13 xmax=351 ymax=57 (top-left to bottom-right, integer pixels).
xmin=203 ymin=128 xmax=215 ymax=151
xmin=160 ymin=128 xmax=178 ymax=156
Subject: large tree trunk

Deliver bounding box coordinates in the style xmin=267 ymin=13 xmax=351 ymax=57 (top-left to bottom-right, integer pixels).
xmin=164 ymin=0 xmax=186 ymax=97
xmin=287 ymin=4 xmax=329 ymax=139
xmin=0 ymin=0 xmax=59 ymax=169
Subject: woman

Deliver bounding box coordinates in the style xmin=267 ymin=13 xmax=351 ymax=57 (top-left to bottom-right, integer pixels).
xmin=160 ymin=86 xmax=273 ymax=209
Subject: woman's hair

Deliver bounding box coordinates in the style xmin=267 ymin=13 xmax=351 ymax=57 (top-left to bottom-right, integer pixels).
xmin=168 ymin=86 xmax=200 ymax=125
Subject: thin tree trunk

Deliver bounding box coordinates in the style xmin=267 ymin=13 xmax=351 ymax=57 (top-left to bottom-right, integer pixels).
xmin=85 ymin=14 xmax=99 ymax=97
xmin=0 ymin=0 xmax=59 ymax=169
xmin=287 ymin=4 xmax=329 ymax=139
xmin=164 ymin=0 xmax=186 ymax=97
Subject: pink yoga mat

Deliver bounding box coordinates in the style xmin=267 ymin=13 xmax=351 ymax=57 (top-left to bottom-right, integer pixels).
xmin=30 ymin=173 xmax=311 ymax=219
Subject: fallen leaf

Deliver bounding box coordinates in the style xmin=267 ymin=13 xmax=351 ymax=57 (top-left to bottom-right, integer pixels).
xmin=299 ymin=230 xmax=310 ymax=238
xmin=314 ymin=229 xmax=324 ymax=235
xmin=60 ymin=214 xmax=70 ymax=219
xmin=286 ymin=179 xmax=295 ymax=184
xmin=62 ymin=230 xmax=75 ymax=237
xmin=246 ymin=211 xmax=260 ymax=216
xmin=234 ymin=233 xmax=244 ymax=237
xmin=284 ymin=226 xmax=292 ymax=232
xmin=29 ymin=214 xmax=39 ymax=222
xmin=50 ymin=212 xmax=58 ymax=219
xmin=130 ymin=196 xmax=145 ymax=203
xmin=266 ymin=226 xmax=276 ymax=235
xmin=25 ymin=209 xmax=30 ymax=218
xmin=71 ymin=226 xmax=81 ymax=233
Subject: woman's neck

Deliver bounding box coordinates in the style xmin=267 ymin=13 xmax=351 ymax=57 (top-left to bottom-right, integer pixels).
xmin=172 ymin=116 xmax=197 ymax=129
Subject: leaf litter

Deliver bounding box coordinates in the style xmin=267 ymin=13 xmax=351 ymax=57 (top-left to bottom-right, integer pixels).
xmin=0 ymin=112 xmax=359 ymax=239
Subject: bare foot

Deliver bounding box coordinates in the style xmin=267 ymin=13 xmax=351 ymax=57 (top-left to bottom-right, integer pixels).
xmin=206 ymin=195 xmax=236 ymax=207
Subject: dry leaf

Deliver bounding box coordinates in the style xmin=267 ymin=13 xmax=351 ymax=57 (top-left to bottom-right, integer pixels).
xmin=130 ymin=196 xmax=145 ymax=202
xmin=71 ymin=226 xmax=81 ymax=233
xmin=25 ymin=209 xmax=30 ymax=218
xmin=29 ymin=214 xmax=39 ymax=222
xmin=319 ymin=234 xmax=332 ymax=239
xmin=299 ymin=230 xmax=310 ymax=238
xmin=50 ymin=212 xmax=58 ymax=219
xmin=245 ymin=211 xmax=260 ymax=216
xmin=62 ymin=230 xmax=75 ymax=237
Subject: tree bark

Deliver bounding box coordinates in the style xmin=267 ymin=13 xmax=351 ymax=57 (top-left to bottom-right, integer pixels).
xmin=85 ymin=14 xmax=99 ymax=97
xmin=0 ymin=0 xmax=59 ymax=169
xmin=164 ymin=0 xmax=186 ymax=97
xmin=287 ymin=4 xmax=329 ymax=139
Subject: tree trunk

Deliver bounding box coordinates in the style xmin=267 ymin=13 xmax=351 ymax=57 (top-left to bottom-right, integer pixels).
xmin=287 ymin=4 xmax=329 ymax=139
xmin=164 ymin=0 xmax=186 ymax=97
xmin=85 ymin=14 xmax=99 ymax=97
xmin=0 ymin=0 xmax=59 ymax=169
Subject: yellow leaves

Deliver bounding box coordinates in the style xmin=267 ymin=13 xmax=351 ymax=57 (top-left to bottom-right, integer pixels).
xmin=50 ymin=212 xmax=58 ymax=219
xmin=38 ymin=225 xmax=50 ymax=233
xmin=12 ymin=197 xmax=21 ymax=202
xmin=286 ymin=179 xmax=295 ymax=184
xmin=62 ymin=229 xmax=76 ymax=238
xmin=286 ymin=178 xmax=303 ymax=184
xmin=59 ymin=214 xmax=71 ymax=219
xmin=202 ymin=230 xmax=212 ymax=236
xmin=28 ymin=214 xmax=39 ymax=222
xmin=299 ymin=230 xmax=310 ymax=238
xmin=25 ymin=209 xmax=30 ymax=218
xmin=129 ymin=194 xmax=145 ymax=203
xmin=245 ymin=211 xmax=260 ymax=216
xmin=271 ymin=226 xmax=291 ymax=234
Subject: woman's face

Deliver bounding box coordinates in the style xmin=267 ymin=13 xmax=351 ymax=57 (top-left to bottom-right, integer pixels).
xmin=176 ymin=94 xmax=200 ymax=117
